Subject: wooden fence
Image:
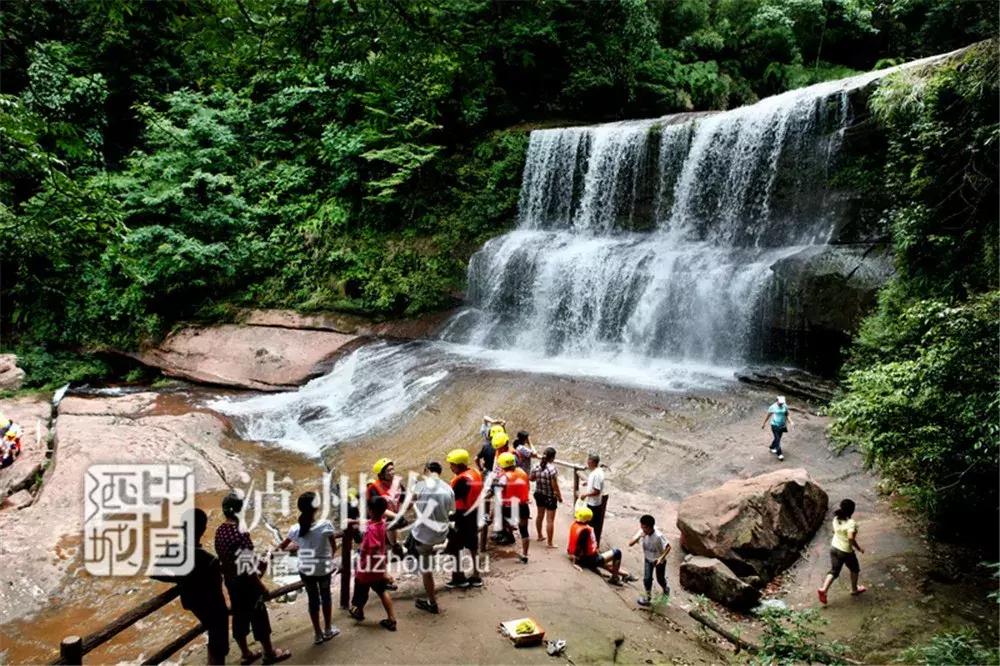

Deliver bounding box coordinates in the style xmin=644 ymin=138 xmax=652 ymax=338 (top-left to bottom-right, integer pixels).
xmin=58 ymin=458 xmax=593 ymax=664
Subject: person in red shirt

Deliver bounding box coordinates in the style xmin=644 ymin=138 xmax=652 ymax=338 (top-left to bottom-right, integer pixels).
xmin=494 ymin=452 xmax=531 ymax=563
xmin=348 ymin=496 xmax=397 ymax=631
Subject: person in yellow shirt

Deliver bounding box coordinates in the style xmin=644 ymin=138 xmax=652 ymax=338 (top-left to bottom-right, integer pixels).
xmin=817 ymin=498 xmax=866 ymax=604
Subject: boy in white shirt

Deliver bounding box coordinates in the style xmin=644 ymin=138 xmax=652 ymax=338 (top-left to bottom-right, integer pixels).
xmin=628 ymin=514 xmax=670 ymax=607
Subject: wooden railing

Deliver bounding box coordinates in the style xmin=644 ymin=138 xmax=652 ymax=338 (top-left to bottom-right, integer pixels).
xmin=59 ymin=460 xmax=594 ymax=663
xmin=56 ymin=527 xmax=355 ymax=665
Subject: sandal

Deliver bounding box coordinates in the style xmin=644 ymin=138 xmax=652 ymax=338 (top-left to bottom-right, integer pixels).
xmin=322 ymin=627 xmax=340 ymax=640
xmin=348 ymin=606 xmax=365 ymax=621
xmin=817 ymin=589 xmax=828 ymax=605
xmin=262 ymin=650 xmax=291 ymax=665
xmin=851 ymin=586 xmax=867 ymax=596
xmin=240 ymin=652 xmax=262 ymax=665
xmin=313 ymin=634 xmax=324 ymax=645
xmin=606 ymin=576 xmax=623 ymax=587
xmin=415 ymin=598 xmax=440 ymax=614
xmin=379 ymin=618 xmax=398 ymax=631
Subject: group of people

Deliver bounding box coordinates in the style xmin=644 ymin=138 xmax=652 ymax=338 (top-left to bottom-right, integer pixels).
xmin=0 ymin=416 xmax=22 ymax=469
xmin=156 ymin=408 xmax=867 ymax=664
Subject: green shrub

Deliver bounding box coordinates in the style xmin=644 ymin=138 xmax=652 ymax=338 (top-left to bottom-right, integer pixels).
xmin=750 ymin=607 xmax=846 ymax=666
xmin=896 ymin=628 xmax=999 ymax=665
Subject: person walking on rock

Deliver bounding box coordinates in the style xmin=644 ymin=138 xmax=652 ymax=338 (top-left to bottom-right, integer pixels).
xmin=761 ymin=395 xmax=792 ymax=461
xmin=817 ymin=499 xmax=866 ymax=604
xmin=348 ymin=496 xmax=397 ymax=631
xmin=628 ymin=514 xmax=670 ymax=607
xmin=578 ymin=453 xmax=609 ymax=546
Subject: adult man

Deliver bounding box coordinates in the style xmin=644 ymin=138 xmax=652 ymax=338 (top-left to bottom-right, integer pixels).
xmin=578 ymin=453 xmax=609 ymax=546
xmin=495 ymin=451 xmax=530 ymax=562
xmin=761 ymin=396 xmax=792 ymax=461
xmin=410 ymin=461 xmax=455 ymax=614
xmin=567 ymin=506 xmax=630 ymax=586
xmin=445 ymin=448 xmax=484 ymax=589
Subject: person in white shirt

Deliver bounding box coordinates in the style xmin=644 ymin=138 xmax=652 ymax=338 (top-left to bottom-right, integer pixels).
xmin=276 ymin=492 xmax=339 ymax=645
xmin=628 ymin=514 xmax=671 ymax=606
xmin=577 ymin=453 xmax=609 ymax=545
xmin=410 ymin=461 xmax=456 ymax=615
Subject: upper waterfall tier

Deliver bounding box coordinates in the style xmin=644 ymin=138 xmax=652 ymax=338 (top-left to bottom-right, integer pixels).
xmin=515 ymin=54 xmax=948 ymax=246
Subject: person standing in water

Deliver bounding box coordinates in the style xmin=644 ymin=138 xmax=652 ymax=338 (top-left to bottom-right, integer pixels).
xmin=817 ymin=499 xmax=866 ymax=604
xmin=761 ymin=395 xmax=792 ymax=461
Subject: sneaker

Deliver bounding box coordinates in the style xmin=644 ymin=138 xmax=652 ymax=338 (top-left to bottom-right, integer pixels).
xmin=468 ymin=576 xmax=484 ymax=588
xmin=637 ymin=596 xmax=651 ymax=607
xmin=519 ymin=555 xmax=528 ymax=563
xmin=817 ymin=588 xmax=828 ymax=605
xmin=777 ymin=454 xmax=784 ymax=461
xmin=606 ymin=576 xmax=623 ymax=587
xmin=446 ymin=576 xmax=470 ymax=589
xmin=769 ymin=448 xmax=778 ymax=455
xmin=313 ymin=634 xmax=324 ymax=646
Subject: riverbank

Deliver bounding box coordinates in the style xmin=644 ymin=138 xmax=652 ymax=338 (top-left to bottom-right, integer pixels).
xmin=1 ymin=360 xmax=994 ymax=664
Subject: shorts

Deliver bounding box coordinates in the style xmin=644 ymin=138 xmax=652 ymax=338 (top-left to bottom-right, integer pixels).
xmin=351 ymin=579 xmax=389 ymax=610
xmin=533 ymin=492 xmax=558 ymax=511
xmin=225 ymin=577 xmax=271 ymax=642
xmin=577 ymin=548 xmax=621 ymax=570
xmin=446 ymin=513 xmax=479 ymax=553
xmin=828 ymin=547 xmax=860 ymax=578
xmin=501 ymin=503 xmax=530 ymax=538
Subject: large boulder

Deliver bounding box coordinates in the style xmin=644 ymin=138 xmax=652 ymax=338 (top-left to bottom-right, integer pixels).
xmin=133 ymin=324 xmax=360 ymax=391
xmin=677 ymin=468 xmax=828 ymax=579
xmin=680 ymin=555 xmax=762 ymax=610
xmin=0 ymin=355 xmax=25 ymax=391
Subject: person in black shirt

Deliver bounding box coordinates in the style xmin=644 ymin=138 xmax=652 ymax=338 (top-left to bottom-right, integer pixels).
xmin=152 ymin=508 xmax=229 ymax=664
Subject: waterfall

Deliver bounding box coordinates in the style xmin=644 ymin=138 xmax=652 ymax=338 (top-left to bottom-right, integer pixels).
xmin=212 ymin=54 xmax=954 ymax=455
xmin=440 ymin=69 xmax=883 ymax=365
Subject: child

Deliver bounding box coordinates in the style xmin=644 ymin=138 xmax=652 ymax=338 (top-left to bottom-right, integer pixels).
xmin=152 ymin=508 xmax=229 ymax=665
xmin=628 ymin=514 xmax=670 ymax=606
xmin=276 ymin=492 xmax=339 ymax=645
xmin=348 ymin=496 xmax=397 ymax=631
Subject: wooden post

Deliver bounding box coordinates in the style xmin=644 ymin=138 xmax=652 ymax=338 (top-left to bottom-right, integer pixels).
xmin=572 ymin=470 xmax=580 ymax=512
xmin=339 ymin=525 xmax=352 ymax=609
xmin=60 ymin=636 xmax=82 ymax=665
xmin=479 ymin=496 xmax=490 ymax=552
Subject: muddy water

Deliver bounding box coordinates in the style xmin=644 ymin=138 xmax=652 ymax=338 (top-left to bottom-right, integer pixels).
xmin=0 ymin=390 xmax=327 ymax=665
xmin=2 ymin=372 xmax=996 ymax=665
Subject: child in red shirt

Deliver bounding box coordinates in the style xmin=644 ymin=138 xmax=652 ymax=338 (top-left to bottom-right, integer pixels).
xmin=348 ymin=496 xmax=397 ymax=631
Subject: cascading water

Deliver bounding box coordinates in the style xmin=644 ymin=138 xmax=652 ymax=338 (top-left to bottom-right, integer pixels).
xmin=212 ymin=55 xmax=951 ymax=456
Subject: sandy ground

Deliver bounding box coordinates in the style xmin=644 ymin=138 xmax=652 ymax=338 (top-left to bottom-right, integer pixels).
xmin=1 ymin=368 xmax=996 ymax=665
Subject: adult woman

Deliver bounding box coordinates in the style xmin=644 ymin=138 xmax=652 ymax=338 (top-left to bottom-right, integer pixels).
xmin=817 ymin=498 xmax=866 ymax=604
xmin=276 ymin=492 xmax=339 ymax=645
xmin=214 ymin=493 xmax=291 ymax=665
xmin=530 ymin=447 xmax=562 ymax=547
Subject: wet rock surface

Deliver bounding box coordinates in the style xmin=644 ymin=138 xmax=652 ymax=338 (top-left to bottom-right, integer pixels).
xmin=735 ymin=365 xmax=839 ymax=403
xmin=676 ymin=468 xmax=829 ymax=580
xmin=133 ymin=324 xmax=360 ymax=391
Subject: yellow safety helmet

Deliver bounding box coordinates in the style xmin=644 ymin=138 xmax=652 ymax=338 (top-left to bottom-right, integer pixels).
xmin=488 ymin=423 xmax=506 ymax=439
xmin=372 ymin=457 xmax=393 ymax=477
xmin=575 ymin=506 xmax=593 ymax=522
xmin=497 ymin=452 xmax=517 ymax=469
xmin=491 ymin=431 xmax=509 ymax=449
xmin=446 ymin=448 xmax=470 ymax=466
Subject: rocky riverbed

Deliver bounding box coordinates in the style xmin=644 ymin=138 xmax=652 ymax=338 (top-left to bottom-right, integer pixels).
xmin=0 ymin=337 xmax=995 ymax=664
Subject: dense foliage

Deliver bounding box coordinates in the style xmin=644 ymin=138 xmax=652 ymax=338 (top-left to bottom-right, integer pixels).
xmin=3 ymin=0 xmax=995 ymax=363
xmin=749 ymin=607 xmax=846 ymax=666
xmin=830 ymin=43 xmax=998 ymax=542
